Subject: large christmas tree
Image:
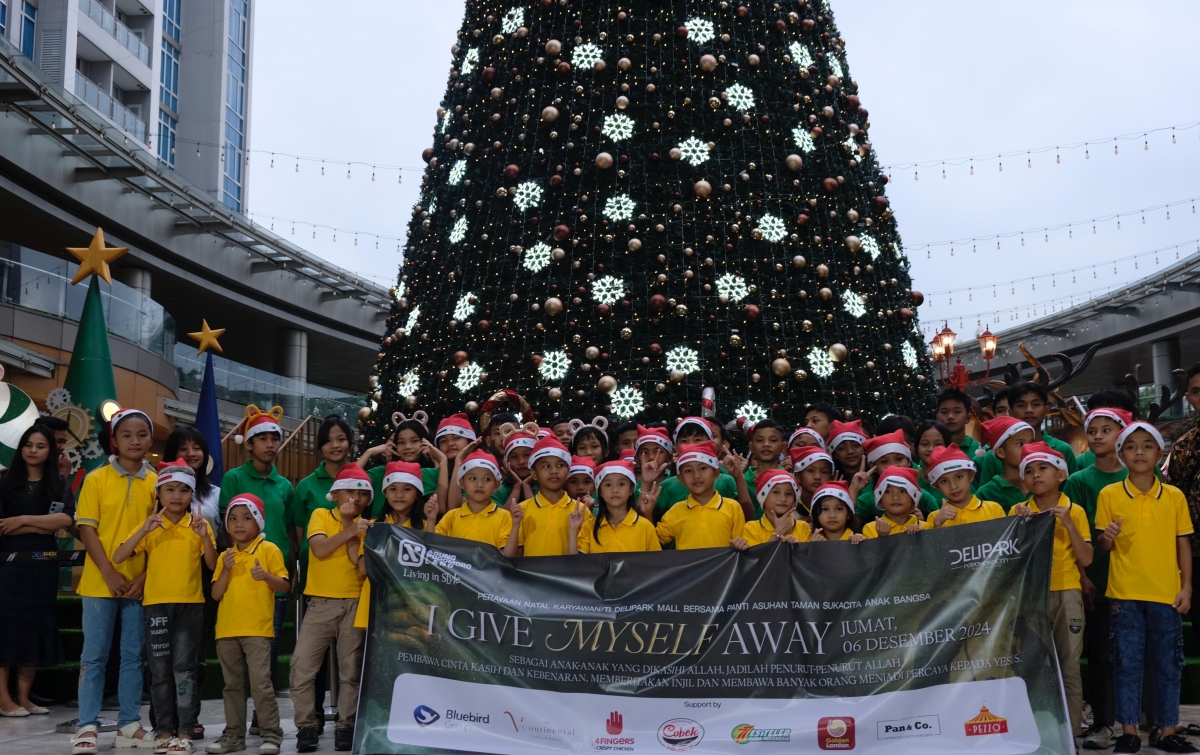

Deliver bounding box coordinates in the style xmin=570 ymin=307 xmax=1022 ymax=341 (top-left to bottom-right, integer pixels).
xmin=368 ymin=0 xmax=933 ymax=436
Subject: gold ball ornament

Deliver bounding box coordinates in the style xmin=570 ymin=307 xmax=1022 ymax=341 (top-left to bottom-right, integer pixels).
xmin=771 ymin=358 xmax=791 ymax=376
xmin=548 ymin=387 xmax=563 ymax=400
xmin=544 ymin=297 xmax=564 ymax=316
xmin=670 ymin=370 xmax=686 ymax=383
xmin=802 ymin=319 xmax=813 ymax=332
xmin=616 ymin=95 xmax=630 ymax=109
xmin=541 ymin=106 xmax=560 ymax=122
xmin=406 ymin=395 xmax=419 ymax=408
xmin=699 ymin=54 xmax=718 ymax=72
xmin=792 ymin=255 xmax=806 ymax=268
xmin=829 ymin=343 xmax=849 ymax=362
xmin=794 ymin=369 xmax=808 ymax=381
xmin=618 ymin=57 xmax=632 ymax=71
xmin=865 ymin=361 xmax=876 ymax=370
xmin=598 ymin=375 xmax=618 ymax=394
xmin=552 ymin=247 xmax=566 ymax=260
xmin=693 ymin=180 xmax=713 ymax=198
xmin=845 ymin=235 xmax=862 ymax=253
xmin=816 ymin=264 xmax=830 ymax=278
xmin=545 ymin=39 xmax=563 ymax=55
xmin=357 ymin=406 xmax=372 ymax=421
xmin=729 ymin=333 xmax=743 ymax=347
xmin=785 ymin=154 xmax=803 ymax=171
xmin=751 ymin=373 xmax=761 ymax=383
xmin=595 ymin=152 xmax=614 ymax=169
xmin=585 ymin=346 xmax=600 ymax=360
xmin=628 ymin=238 xmax=643 ymax=252
xmin=620 ymin=327 xmax=633 ymax=340
xmin=465 ymin=401 xmax=480 ymax=413
xmin=669 ymin=147 xmax=683 ymax=160
xmin=819 ymin=287 xmax=833 ymax=300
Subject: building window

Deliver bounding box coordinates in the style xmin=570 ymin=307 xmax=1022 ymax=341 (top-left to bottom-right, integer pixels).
xmin=159 ymin=42 xmax=179 ymax=113
xmin=157 ymin=110 xmax=176 ymax=166
xmin=162 ymin=0 xmax=179 ymax=43
xmin=221 ymin=0 xmax=247 ymax=211
xmin=19 ymin=0 xmax=35 ymax=59
xmin=0 ymin=2 xmax=8 ymax=38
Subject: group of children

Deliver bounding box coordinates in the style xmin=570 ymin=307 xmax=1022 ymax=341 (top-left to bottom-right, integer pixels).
xmin=62 ymin=379 xmax=1197 ymax=755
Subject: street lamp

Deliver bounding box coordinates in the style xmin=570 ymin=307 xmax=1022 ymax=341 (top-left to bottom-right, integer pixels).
xmin=933 ymin=322 xmax=998 ymax=390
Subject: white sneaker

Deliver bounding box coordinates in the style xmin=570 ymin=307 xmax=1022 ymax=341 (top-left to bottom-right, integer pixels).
xmin=258 ymin=745 xmax=280 ymax=755
xmin=1081 ymin=725 xmax=1116 ymax=750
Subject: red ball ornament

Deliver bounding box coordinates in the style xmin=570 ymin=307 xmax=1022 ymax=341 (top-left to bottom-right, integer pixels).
xmin=774 ymin=19 xmax=787 ymax=32
xmin=802 ymin=18 xmax=815 ymax=31
xmin=911 ymin=291 xmax=925 ymax=307
xmin=421 ymin=148 xmax=434 ymax=164
xmin=597 ymin=304 xmax=611 ymax=316
xmin=649 ymin=294 xmax=668 ymax=312
xmin=736 ymin=6 xmax=749 ymax=18
xmin=650 ymin=343 xmax=663 ymax=355
xmin=845 ymin=94 xmax=861 ymax=110
xmin=452 ymin=350 xmax=469 ymax=366
xmin=531 ymin=354 xmax=543 ymax=367
xmin=478 ymin=320 xmax=490 ymax=331
xmin=676 ymin=25 xmax=689 ymax=38
xmin=504 ymin=164 xmax=521 ymax=180
xmin=898 ymin=308 xmax=913 ymax=323
xmin=553 ymin=224 xmax=572 ymax=241
xmin=796 ymin=213 xmax=809 ymax=226
xmin=557 ymin=61 xmax=571 ymax=73
xmin=822 ymin=178 xmax=839 ymax=194
xmin=742 ymin=304 xmax=761 ymax=322
xmin=549 ymin=175 xmax=563 ymax=187
xmin=482 ymin=66 xmax=496 ymax=82
xmin=873 ymin=196 xmax=890 ymax=210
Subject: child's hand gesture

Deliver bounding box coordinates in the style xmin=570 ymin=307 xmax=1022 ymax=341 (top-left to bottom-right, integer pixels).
xmin=641 ymin=459 xmax=665 ymax=483
xmin=142 ymin=512 xmax=163 ymax=535
xmin=1050 ymin=505 xmax=1071 ymax=524
xmin=567 ymin=501 xmax=587 ymax=533
xmin=424 ymin=495 xmax=440 ymax=523
xmin=351 ymin=517 xmax=370 ymax=536
xmin=250 ymin=558 xmax=267 ymax=582
xmin=934 ymin=506 xmax=958 ymax=527
xmin=781 ymin=534 xmax=801 ymax=544
xmin=509 ymin=503 xmax=524 ymax=527
xmin=903 ymin=523 xmax=922 ymax=535
xmin=455 ymin=439 xmax=481 ymax=465
xmin=773 ymin=514 xmax=795 ymax=538
xmin=875 ymin=517 xmax=892 ymax=537
xmin=780 ymin=455 xmax=794 ymax=472
xmin=1102 ymin=517 xmax=1123 ymax=541
xmin=637 ymin=480 xmax=661 ymax=518
xmin=1013 ymin=503 xmax=1032 ymax=517
xmin=190 ymin=515 xmax=208 ymax=538
xmin=847 ymin=458 xmax=871 ymax=500
xmin=422 ymin=439 xmax=447 ymax=465
xmin=222 ymin=548 xmax=236 ymax=570
xmin=811 ymin=528 xmax=827 ymax=541
xmin=578 ymin=494 xmax=595 ymax=511
xmin=849 ymin=533 xmax=866 ymax=544
xmin=730 ymin=537 xmax=749 ymax=551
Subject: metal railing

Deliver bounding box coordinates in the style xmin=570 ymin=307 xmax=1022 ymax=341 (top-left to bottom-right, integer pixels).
xmin=73 ymin=73 xmax=147 ymax=143
xmin=78 ymin=0 xmax=150 ymax=67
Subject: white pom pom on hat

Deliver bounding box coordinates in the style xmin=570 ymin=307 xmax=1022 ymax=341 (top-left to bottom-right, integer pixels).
xmin=234 ymin=434 xmax=244 ymax=444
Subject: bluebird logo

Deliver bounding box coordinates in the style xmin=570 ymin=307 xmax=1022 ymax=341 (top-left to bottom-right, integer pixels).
xmin=414 ymin=706 xmax=440 ymax=727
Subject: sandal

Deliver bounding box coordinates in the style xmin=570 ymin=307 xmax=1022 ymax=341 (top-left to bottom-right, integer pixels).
xmin=167 ymin=739 xmax=193 ymax=754
xmin=1187 ymin=724 xmax=1200 ymax=736
xmin=192 ymin=725 xmax=204 ymax=741
xmin=24 ymin=705 xmax=50 ymax=715
xmin=71 ymin=725 xmax=99 ymax=754
xmin=114 ymin=723 xmax=160 ymax=750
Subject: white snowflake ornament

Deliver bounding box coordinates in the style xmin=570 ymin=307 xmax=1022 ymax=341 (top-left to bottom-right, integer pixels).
xmin=539 ymin=350 xmax=570 ymax=381
xmin=603 ymin=195 xmax=635 ymax=221
xmin=610 ymin=385 xmax=644 ymax=419
xmin=501 ymin=7 xmax=524 ymax=33
xmin=842 ymin=290 xmax=867 ymax=319
xmin=734 ymin=401 xmax=768 ymax=425
xmin=902 ymin=342 xmax=919 ymax=370
xmin=716 ymin=273 xmax=749 ymax=303
xmin=396 ymin=370 xmax=420 ymax=398
xmin=455 ymin=362 xmax=483 ymax=393
xmin=792 ymin=125 xmax=815 ymax=153
xmin=512 ymin=181 xmax=543 ymax=211
xmin=592 ymin=276 xmax=625 ymax=305
xmin=677 ymin=136 xmax=711 ymax=166
xmin=788 ymin=41 xmax=813 ymax=68
xmin=572 ymin=43 xmax=603 ymax=68
xmin=665 ymin=346 xmax=700 ymax=375
xmin=449 ymin=217 xmax=468 ymax=244
xmin=684 ymin=18 xmax=716 ymax=44
xmin=808 ymin=347 xmax=835 ymax=378
xmin=725 ymin=83 xmax=755 ymax=112
xmin=453 ymin=293 xmax=476 ymax=321
xmin=602 ymin=113 xmax=635 ymax=141
xmin=756 ymin=214 xmax=786 ymax=243
xmin=523 ymin=242 xmax=552 ymax=272
xmin=404 ymin=307 xmax=420 ymax=333
xmin=448 ymin=160 xmax=467 ymax=185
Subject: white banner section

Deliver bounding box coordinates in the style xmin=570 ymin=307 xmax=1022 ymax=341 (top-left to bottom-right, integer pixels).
xmin=387 ymin=672 xmax=1049 ymax=754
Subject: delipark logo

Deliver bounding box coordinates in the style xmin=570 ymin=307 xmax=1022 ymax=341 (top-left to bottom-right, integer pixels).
xmin=949 ymin=539 xmax=1020 ymax=569
xmin=399 ymin=541 xmax=427 ymax=567
xmin=413 ymin=705 xmax=440 ymax=727
xmin=817 ymin=717 xmax=855 ymax=750
xmin=658 ymin=719 xmax=704 ymax=751
xmin=731 ymin=724 xmax=792 ymax=744
xmin=594 ymin=711 xmax=635 ymax=751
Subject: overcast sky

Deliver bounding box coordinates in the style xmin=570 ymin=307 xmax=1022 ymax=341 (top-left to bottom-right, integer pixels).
xmin=246 ymin=1 xmax=1200 ymax=341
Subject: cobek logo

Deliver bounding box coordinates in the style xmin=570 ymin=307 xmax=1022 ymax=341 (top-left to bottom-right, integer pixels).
xmin=949 ymin=539 xmax=1019 ymax=567
xmin=658 ymin=719 xmax=704 ymax=751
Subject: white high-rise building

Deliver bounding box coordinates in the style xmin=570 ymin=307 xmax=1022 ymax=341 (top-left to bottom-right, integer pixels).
xmin=0 ymin=0 xmax=254 ymax=212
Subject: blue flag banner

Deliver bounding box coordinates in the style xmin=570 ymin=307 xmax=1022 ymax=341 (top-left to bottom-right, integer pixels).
xmin=196 ymin=352 xmax=224 ymax=484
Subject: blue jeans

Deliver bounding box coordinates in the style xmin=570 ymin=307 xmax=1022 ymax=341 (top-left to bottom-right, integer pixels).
xmin=270 ymin=596 xmax=287 ymax=687
xmin=79 ymin=597 xmax=145 ymax=728
xmin=1111 ymin=599 xmax=1184 ymax=727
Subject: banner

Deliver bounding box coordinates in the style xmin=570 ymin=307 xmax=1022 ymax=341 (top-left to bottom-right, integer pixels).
xmin=354 ymin=514 xmax=1072 ymax=755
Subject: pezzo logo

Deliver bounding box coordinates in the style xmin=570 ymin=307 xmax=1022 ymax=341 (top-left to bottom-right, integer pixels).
xmin=732 ymin=724 xmax=792 ymax=744
xmin=658 ymin=719 xmax=704 ymax=751
xmin=413 ymin=705 xmax=440 ymax=727
xmin=949 ymin=539 xmax=1019 ymax=568
xmin=399 ymin=541 xmax=427 ymax=567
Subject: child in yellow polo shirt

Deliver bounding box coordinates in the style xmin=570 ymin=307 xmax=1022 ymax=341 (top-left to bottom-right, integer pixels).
xmin=1096 ymin=422 xmax=1195 ymax=753
xmin=643 ymin=442 xmax=745 ymax=550
xmin=1010 ymin=443 xmax=1092 ymax=738
xmin=569 ymin=461 xmax=659 ymax=554
xmin=509 ymin=436 xmax=577 ymax=557
xmin=431 ymin=451 xmax=514 ymax=549
xmin=862 ymin=467 xmax=933 ymax=538
xmin=209 ymin=495 xmax=289 ymax=755
xmin=734 ymin=469 xmax=811 ymax=548
xmin=290 ymin=465 xmax=371 ymax=753
xmin=927 ymin=445 xmax=1005 ymax=528
xmin=113 ymin=460 xmax=216 ymax=753
xmin=349 ymin=461 xmax=427 ymax=630
xmin=809 ymin=483 xmax=866 ymax=543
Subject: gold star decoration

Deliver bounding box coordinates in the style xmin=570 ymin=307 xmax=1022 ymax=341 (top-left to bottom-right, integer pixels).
xmin=188 ymin=320 xmax=226 ymax=355
xmin=66 ymin=228 xmax=129 ymax=286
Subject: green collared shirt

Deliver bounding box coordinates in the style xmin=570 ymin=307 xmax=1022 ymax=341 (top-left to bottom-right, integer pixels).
xmin=973 ymin=475 xmax=1029 ymax=514
xmin=855 ymin=475 xmax=941 ymax=521
xmin=976 ymin=434 xmax=1079 ymax=490
xmin=218 ymin=460 xmax=295 ymax=567
xmin=292 ymin=463 xmax=337 ymax=566
xmin=367 ymin=465 xmax=438 ymax=518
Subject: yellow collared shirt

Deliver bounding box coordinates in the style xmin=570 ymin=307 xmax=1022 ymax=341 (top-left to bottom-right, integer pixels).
xmin=1008 ymin=494 xmax=1090 ymax=592
xmin=355 ymin=515 xmax=413 ymax=629
xmin=862 ymin=514 xmax=933 ymax=538
xmin=936 ymin=496 xmax=1005 ymax=528
xmin=743 ymin=515 xmax=813 ymax=546
xmin=75 ymin=460 xmax=157 ymax=598
xmin=212 ymin=536 xmax=288 ymax=638
xmin=576 ymin=509 xmax=661 ymax=554
xmin=656 ymin=495 xmax=746 ymax=550
xmin=518 ymin=491 xmax=576 ymax=556
xmin=435 ymin=502 xmax=513 ymax=549
xmin=130 ymin=512 xmax=215 ymax=605
xmin=305 ymin=508 xmax=365 ymax=599
xmin=1096 ymin=479 xmax=1193 ymax=604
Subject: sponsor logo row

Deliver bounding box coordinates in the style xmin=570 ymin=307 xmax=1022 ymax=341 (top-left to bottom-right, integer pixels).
xmin=413 ymin=703 xmax=1008 ymax=751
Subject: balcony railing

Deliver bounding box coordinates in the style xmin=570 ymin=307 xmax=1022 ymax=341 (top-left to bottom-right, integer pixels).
xmin=73 ymin=73 xmax=147 ymax=143
xmin=78 ymin=0 xmax=151 ymax=67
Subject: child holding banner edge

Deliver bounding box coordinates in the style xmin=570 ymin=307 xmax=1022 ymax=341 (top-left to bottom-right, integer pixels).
xmin=1096 ymin=422 xmax=1197 ymax=754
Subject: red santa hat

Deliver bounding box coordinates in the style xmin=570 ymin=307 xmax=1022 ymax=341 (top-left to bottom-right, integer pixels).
xmin=595 ymin=460 xmax=637 ymax=487
xmin=812 ymin=480 xmax=854 ymax=509
xmin=874 ymin=466 xmax=921 ymax=510
xmin=755 ymin=468 xmax=800 ymax=507
xmin=636 ymin=425 xmax=674 ymax=454
xmin=789 ymin=445 xmax=834 ymax=473
xmin=1084 ymin=408 xmax=1133 ymax=433
xmin=828 ymin=420 xmax=867 ymax=450
xmin=677 ymin=441 xmax=720 ymax=469
xmin=226 ymin=493 xmax=265 ymax=531
xmin=981 ymin=415 xmax=1034 ymax=450
xmin=110 ymin=408 xmax=153 ymax=435
xmin=674 ymin=417 xmax=714 ymax=442
xmin=537 ymin=428 xmax=555 ymax=440
xmin=326 ymin=464 xmax=374 ymax=502
xmin=239 ymin=409 xmax=283 ymax=445
xmin=788 ymin=427 xmax=826 ymax=450
xmin=457 ymin=450 xmax=501 ymax=482
xmin=154 ymin=459 xmax=195 ymax=490
xmin=618 ymin=449 xmax=637 ymax=462
xmin=926 ymin=444 xmax=976 ymax=484
xmin=435 ymin=413 xmax=477 ymax=442
xmin=1115 ymin=421 xmax=1165 ymax=462
xmin=529 ymin=436 xmax=571 ymax=467
xmin=382 ymin=461 xmax=424 ymax=492
xmin=569 ymin=456 xmax=596 ymax=482
xmin=862 ymin=429 xmax=912 ymax=465
xmin=1018 ymin=442 xmax=1068 ymax=477
xmin=504 ymin=431 xmax=537 ymax=459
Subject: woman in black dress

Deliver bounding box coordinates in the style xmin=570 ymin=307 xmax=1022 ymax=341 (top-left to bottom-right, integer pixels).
xmin=0 ymin=423 xmax=74 ymax=715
